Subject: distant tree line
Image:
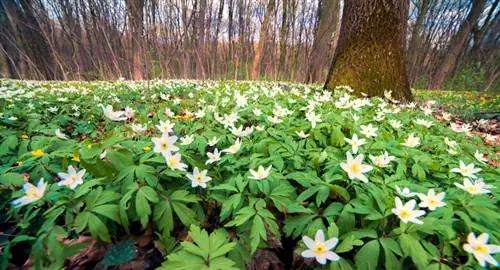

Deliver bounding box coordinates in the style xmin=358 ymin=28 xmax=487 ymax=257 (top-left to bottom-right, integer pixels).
xmin=0 ymin=0 xmax=498 ymax=91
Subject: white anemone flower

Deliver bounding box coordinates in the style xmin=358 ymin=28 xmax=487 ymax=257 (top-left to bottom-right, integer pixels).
xmin=417 ymin=189 xmax=446 ymax=211
xmin=156 ymin=120 xmax=175 ymax=134
xmin=208 ymin=136 xmax=219 ymax=146
xmin=450 ymin=161 xmax=482 ymax=179
xmin=395 ymin=185 xmax=417 ymax=198
xmin=401 ymin=133 xmax=420 ymax=148
xmin=186 ymin=167 xmax=212 ymax=188
xmin=12 ymin=178 xmax=47 ymax=208
xmin=301 ymin=229 xmax=340 ymax=265
xmin=344 ymin=134 xmax=366 ymax=154
xmin=369 ymin=151 xmax=396 ymax=167
xmin=222 ymin=139 xmax=241 ymax=154
xmin=305 ymin=111 xmax=322 ymax=129
xmin=454 ymin=178 xmax=493 ymax=195
xmin=296 ymin=130 xmax=310 ymax=139
xmin=164 ymin=152 xmax=188 ymax=171
xmin=180 ymin=135 xmax=194 ymax=146
xmin=101 ymin=104 xmax=127 ymax=121
xmin=474 ymin=150 xmax=488 ymax=164
xmin=360 ymin=124 xmax=378 ymax=138
xmin=340 ymin=152 xmax=373 ymax=183
xmin=248 ymin=165 xmax=272 ymax=180
xmin=206 ymin=149 xmax=221 ymax=165
xmin=131 ymin=123 xmax=146 ymax=134
xmin=152 ymin=133 xmax=179 ymax=155
xmin=463 ymin=232 xmax=500 ymax=267
xmin=57 ymin=166 xmax=86 ymax=189
xmin=391 ymin=197 xmax=426 ymax=224
xmin=55 ymin=128 xmax=68 ymax=139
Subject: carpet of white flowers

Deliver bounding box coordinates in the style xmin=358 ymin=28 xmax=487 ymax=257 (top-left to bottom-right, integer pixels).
xmin=0 ymin=79 xmax=499 ymax=269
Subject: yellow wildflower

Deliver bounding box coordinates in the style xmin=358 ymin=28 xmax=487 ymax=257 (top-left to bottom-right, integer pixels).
xmin=20 ymin=134 xmax=29 ymax=140
xmin=31 ymin=149 xmax=45 ymax=157
xmin=72 ymin=154 xmax=80 ymax=162
xmin=143 ymin=146 xmax=151 ymax=152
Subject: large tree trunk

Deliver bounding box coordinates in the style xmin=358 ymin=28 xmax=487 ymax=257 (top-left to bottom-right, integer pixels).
xmin=194 ymin=0 xmax=207 ymax=79
xmin=428 ymin=0 xmax=486 ymax=90
xmin=324 ymin=0 xmax=412 ymax=101
xmin=251 ymin=0 xmax=275 ymax=80
xmin=307 ymin=0 xmax=339 ymax=83
xmin=125 ymin=0 xmax=145 ymax=80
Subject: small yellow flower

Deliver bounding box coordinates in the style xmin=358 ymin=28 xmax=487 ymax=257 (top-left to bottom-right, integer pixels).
xmin=20 ymin=134 xmax=29 ymax=140
xmin=87 ymin=144 xmax=92 ymax=149
xmin=90 ymin=115 xmax=95 ymax=119
xmin=143 ymin=146 xmax=151 ymax=152
xmin=31 ymin=149 xmax=45 ymax=157
xmin=72 ymin=154 xmax=80 ymax=162
xmin=16 ymin=161 xmax=23 ymax=166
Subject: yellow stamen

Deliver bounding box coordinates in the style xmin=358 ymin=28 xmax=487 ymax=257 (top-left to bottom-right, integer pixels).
xmin=473 ymin=244 xmax=488 ymax=254
xmin=313 ymin=243 xmax=327 ymax=255
xmin=400 ymin=210 xmax=410 ymax=219
xmin=350 ymin=163 xmax=361 ymax=174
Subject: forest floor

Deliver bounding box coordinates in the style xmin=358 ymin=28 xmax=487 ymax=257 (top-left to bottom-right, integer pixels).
xmin=0 ymin=80 xmax=499 ymax=270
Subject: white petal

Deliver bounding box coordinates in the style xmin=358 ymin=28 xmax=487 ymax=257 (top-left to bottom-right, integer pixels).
xmin=302 ymin=236 xmax=315 ymax=249
xmin=315 ymin=230 xmax=325 ymax=242
xmin=325 ymin=238 xmax=339 ymax=250
xmin=301 ymin=250 xmax=316 ymax=258
xmin=324 ymin=251 xmax=340 ymax=262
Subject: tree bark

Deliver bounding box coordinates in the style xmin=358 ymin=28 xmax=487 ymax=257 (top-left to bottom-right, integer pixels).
xmin=407 ymin=0 xmax=429 ymax=84
xmin=251 ymin=0 xmax=276 ymax=80
xmin=325 ymin=0 xmax=412 ymax=101
xmin=428 ymin=0 xmax=486 ymax=90
xmin=125 ymin=0 xmax=145 ymax=80
xmin=307 ymin=0 xmax=339 ymax=83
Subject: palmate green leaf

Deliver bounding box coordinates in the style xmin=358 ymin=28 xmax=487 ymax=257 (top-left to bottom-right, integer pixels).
xmin=154 ymin=200 xmax=174 ymax=233
xmin=250 ymin=215 xmax=266 ymax=253
xmin=330 ymin=126 xmax=345 ymax=147
xmin=107 ymin=149 xmax=134 ymax=170
xmin=87 ymin=212 xmax=111 ymax=242
xmin=190 ymin=225 xmax=210 ymax=259
xmin=283 ymin=213 xmax=317 ymax=238
xmin=329 ymin=258 xmax=354 ymax=270
xmin=159 ymin=225 xmax=237 ymax=270
xmin=354 ymin=240 xmax=380 ymax=270
xmin=399 ymin=234 xmax=430 ymax=269
xmin=225 ymin=206 xmax=256 ymax=227
xmin=159 ymin=251 xmax=206 ymax=270
xmin=336 ymin=235 xmax=364 ymax=253
xmin=220 ymin=193 xmax=242 ymax=220
xmin=92 ymin=204 xmax=120 ymax=224
xmin=136 ymin=186 xmax=158 ymax=228
xmin=171 ymin=201 xmax=197 ymax=226
xmin=0 ymin=135 xmax=18 ymax=156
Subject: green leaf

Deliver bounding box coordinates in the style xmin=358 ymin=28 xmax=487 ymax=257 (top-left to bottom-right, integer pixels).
xmin=171 ymin=201 xmax=197 ymax=226
xmin=355 ymin=240 xmax=380 ymax=270
xmin=336 ymin=235 xmax=363 ymax=253
xmin=103 ymin=240 xmax=137 ymax=267
xmin=92 ymin=204 xmax=120 ymax=224
xmin=330 ymin=126 xmax=345 ymax=147
xmin=107 ymin=150 xmax=134 ymax=170
xmin=0 ymin=173 xmax=24 ymax=186
xmin=139 ymin=186 xmax=159 ymax=203
xmin=250 ymin=215 xmax=266 ymax=253
xmin=87 ymin=212 xmax=110 ymax=242
xmin=136 ymin=188 xmax=151 ymax=228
